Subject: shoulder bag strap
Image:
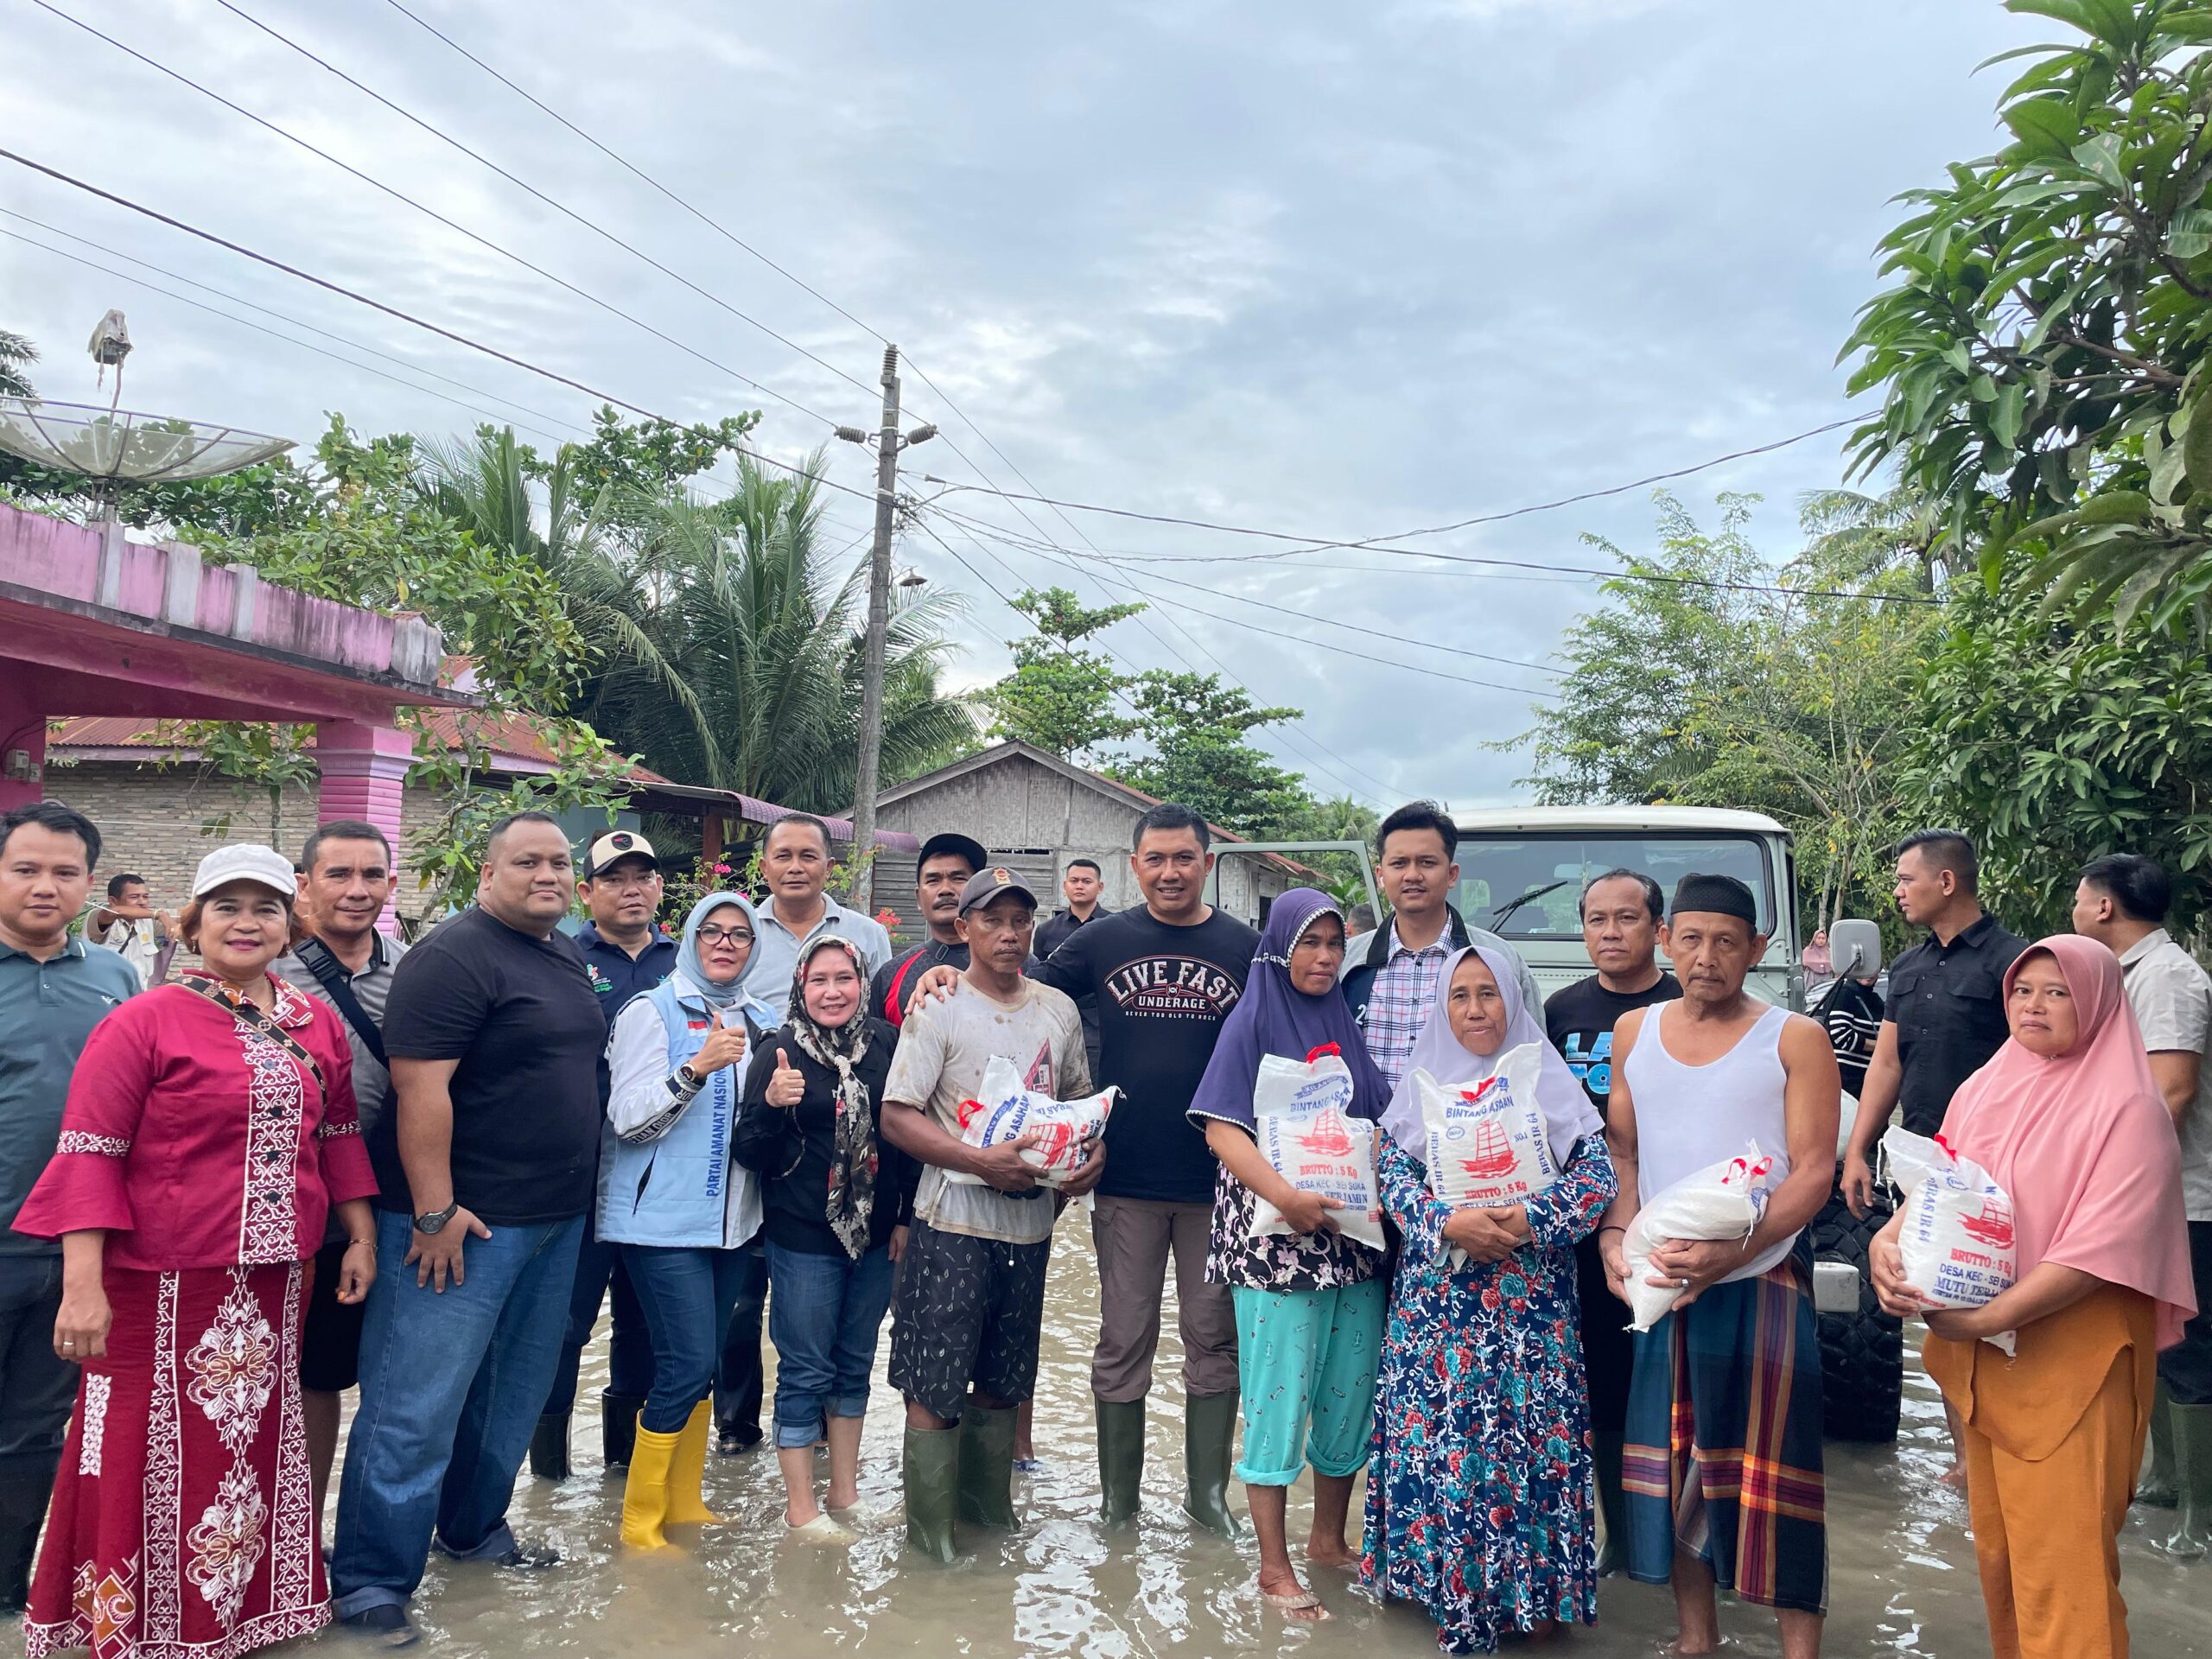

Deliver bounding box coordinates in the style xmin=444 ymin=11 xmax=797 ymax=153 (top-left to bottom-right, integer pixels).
xmin=294 ymin=938 xmax=389 ymax=1068
xmin=181 ymin=976 xmax=326 ymax=1093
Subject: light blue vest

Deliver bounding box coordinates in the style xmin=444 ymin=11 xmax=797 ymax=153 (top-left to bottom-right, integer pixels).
xmin=595 ymin=978 xmax=759 ymax=1249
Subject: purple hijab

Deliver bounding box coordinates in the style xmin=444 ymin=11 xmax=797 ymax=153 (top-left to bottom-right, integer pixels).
xmin=1186 ymin=887 xmax=1390 ymax=1133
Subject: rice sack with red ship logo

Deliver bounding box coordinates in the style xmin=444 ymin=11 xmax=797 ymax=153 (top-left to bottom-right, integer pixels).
xmin=1402 ymin=1045 xmax=1560 ymax=1268
xmin=1881 ymin=1126 xmax=2018 ymax=1355
xmin=1247 ymin=1044 xmax=1386 ymax=1251
xmin=951 ymin=1054 xmax=1117 ymax=1187
xmin=1622 ymin=1143 xmax=1777 ymax=1332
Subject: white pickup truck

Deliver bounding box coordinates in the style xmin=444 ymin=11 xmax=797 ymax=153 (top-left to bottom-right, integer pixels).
xmin=1213 ymin=803 xmax=1904 ymax=1443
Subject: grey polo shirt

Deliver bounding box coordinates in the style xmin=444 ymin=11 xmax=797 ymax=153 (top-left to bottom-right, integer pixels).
xmin=750 ymin=894 xmax=893 ymax=1025
xmin=0 ymin=938 xmax=139 ymax=1256
xmin=2119 ymin=929 xmax=2212 ymax=1222
xmin=274 ymin=931 xmax=408 ymax=1142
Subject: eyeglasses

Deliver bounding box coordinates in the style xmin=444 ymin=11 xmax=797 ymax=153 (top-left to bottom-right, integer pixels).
xmin=696 ymin=926 xmax=755 ymax=946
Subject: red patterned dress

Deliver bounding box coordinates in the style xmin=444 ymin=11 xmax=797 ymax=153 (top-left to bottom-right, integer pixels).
xmin=12 ymin=974 xmax=376 ymax=1659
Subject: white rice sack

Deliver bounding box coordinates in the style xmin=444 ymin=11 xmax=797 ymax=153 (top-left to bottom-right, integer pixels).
xmin=1248 ymin=1048 xmax=1387 ymax=1253
xmin=950 ymin=1054 xmax=1115 ymax=1186
xmin=1881 ymin=1128 xmax=2018 ymax=1356
xmin=1621 ymin=1143 xmax=1777 ymax=1332
xmin=1414 ymin=1046 xmax=1560 ymax=1209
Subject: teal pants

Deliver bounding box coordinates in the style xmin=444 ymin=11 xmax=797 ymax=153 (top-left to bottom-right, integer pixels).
xmin=1230 ymin=1280 xmax=1385 ymax=1486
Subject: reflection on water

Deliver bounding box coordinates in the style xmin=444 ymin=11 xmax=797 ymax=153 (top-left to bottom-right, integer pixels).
xmin=328 ymin=1241 xmax=2212 ymax=1657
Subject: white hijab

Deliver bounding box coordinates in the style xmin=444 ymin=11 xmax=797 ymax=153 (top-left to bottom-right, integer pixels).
xmin=1377 ymin=944 xmax=1604 ymax=1165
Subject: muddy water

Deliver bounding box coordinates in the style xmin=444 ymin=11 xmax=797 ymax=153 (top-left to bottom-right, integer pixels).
xmin=335 ymin=1240 xmax=2212 ymax=1658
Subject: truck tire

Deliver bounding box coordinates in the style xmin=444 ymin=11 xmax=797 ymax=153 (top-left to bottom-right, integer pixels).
xmin=1811 ymin=1173 xmax=1903 ymax=1443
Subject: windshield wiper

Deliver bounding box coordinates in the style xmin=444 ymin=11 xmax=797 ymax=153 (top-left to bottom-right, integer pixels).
xmin=1487 ymin=878 xmax=1572 ymax=927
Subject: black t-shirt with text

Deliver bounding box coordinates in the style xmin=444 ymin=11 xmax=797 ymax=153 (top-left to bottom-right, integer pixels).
xmin=373 ymin=906 xmax=610 ymax=1226
xmin=1032 ymin=906 xmax=1259 ymax=1205
xmin=1543 ymin=970 xmax=1683 ymax=1116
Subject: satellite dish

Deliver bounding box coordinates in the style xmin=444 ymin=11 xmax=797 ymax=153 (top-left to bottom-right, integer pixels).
xmin=0 ymin=312 xmax=295 ymax=523
xmin=0 ymin=399 xmax=295 ymax=483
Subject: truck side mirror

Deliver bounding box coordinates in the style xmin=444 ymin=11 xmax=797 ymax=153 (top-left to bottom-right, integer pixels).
xmin=1829 ymin=918 xmax=1883 ymax=981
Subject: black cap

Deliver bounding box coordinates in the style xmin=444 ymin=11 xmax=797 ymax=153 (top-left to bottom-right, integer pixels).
xmin=1669 ymin=872 xmax=1759 ymax=929
xmin=957 ymin=865 xmax=1039 ymax=915
xmin=918 ymin=832 xmax=989 ymax=880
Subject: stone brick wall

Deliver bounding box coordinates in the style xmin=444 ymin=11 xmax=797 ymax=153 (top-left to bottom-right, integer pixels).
xmin=44 ymin=758 xmax=448 ymax=923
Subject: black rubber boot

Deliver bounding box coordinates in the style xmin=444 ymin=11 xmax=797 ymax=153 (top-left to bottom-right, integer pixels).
xmin=601 ymin=1392 xmax=645 ymax=1472
xmin=1182 ymin=1390 xmax=1242 ymax=1539
xmin=903 ymin=1426 xmax=961 ymax=1565
xmin=957 ymin=1405 xmax=1019 ymax=1529
xmin=1095 ymin=1396 xmax=1145 ymax=1529
xmin=0 ymin=1464 xmax=54 ymax=1615
xmin=1592 ymin=1429 xmax=1627 ymax=1576
xmin=2140 ymin=1380 xmax=2181 ymax=1508
xmin=527 ymin=1414 xmax=570 ymax=1483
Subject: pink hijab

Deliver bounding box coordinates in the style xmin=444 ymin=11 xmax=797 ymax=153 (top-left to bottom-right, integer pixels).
xmin=1941 ymin=933 xmax=2196 ymax=1349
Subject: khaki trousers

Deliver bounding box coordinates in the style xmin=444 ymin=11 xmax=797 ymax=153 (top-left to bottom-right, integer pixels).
xmin=1089 ymin=1196 xmax=1238 ymax=1402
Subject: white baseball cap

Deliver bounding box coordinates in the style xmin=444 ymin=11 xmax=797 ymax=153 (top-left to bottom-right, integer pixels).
xmin=191 ymin=844 xmax=298 ymax=901
xmin=586 ymin=829 xmax=658 ymax=878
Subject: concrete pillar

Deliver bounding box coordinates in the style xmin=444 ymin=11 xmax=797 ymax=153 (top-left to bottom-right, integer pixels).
xmin=0 ymin=669 xmax=48 ymax=810
xmin=313 ymin=720 xmax=413 ymax=934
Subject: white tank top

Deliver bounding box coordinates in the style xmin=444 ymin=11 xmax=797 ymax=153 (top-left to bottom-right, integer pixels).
xmin=1623 ymin=1000 xmax=1798 ymax=1283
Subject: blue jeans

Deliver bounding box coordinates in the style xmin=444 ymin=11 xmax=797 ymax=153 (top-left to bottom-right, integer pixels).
xmin=766 ymin=1241 xmax=895 ymax=1450
xmin=543 ymin=1218 xmax=653 ymax=1414
xmin=623 ymin=1241 xmax=756 ymax=1435
xmin=332 ymin=1211 xmax=582 ymax=1616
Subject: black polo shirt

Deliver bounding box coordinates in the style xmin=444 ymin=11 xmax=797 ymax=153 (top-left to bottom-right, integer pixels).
xmin=1887 ymin=912 xmax=2030 ymax=1135
xmin=576 ymin=922 xmax=677 ymax=1033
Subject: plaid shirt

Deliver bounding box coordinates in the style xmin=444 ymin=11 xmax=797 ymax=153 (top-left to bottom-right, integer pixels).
xmin=1363 ymin=926 xmax=1453 ymax=1088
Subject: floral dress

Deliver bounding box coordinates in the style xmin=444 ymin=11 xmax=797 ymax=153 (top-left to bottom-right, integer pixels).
xmin=1361 ymin=1131 xmax=1618 ymax=1654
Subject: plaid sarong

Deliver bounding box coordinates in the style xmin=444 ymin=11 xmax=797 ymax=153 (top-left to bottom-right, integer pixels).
xmin=1620 ymin=1242 xmax=1827 ymax=1614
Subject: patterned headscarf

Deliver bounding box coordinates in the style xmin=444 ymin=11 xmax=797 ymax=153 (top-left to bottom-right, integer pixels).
xmin=783 ymin=934 xmax=878 ymax=1259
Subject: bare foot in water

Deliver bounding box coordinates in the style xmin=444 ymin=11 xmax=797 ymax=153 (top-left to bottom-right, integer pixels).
xmin=1258 ymin=1566 xmax=1330 ymax=1622
xmin=1305 ymin=1535 xmax=1359 ymax=1570
xmin=1941 ymin=1461 xmax=1969 ymax=1490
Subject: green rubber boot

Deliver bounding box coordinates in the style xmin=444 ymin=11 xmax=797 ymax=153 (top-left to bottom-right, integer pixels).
xmin=957 ymin=1404 xmax=1020 ymax=1529
xmin=1182 ymin=1390 xmax=1243 ymax=1540
xmin=2140 ymin=1381 xmax=2181 ymax=1509
xmin=903 ymin=1425 xmax=961 ymax=1565
xmin=1592 ymin=1429 xmax=1627 ymax=1576
xmin=1096 ymin=1396 xmax=1146 ymax=1529
xmin=2156 ymin=1402 xmax=2212 ymax=1560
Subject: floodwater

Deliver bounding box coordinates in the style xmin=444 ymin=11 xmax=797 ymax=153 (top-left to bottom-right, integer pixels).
xmin=317 ymin=1238 xmax=2212 ymax=1659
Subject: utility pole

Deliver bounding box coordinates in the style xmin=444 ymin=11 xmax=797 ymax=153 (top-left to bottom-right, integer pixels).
xmin=838 ymin=344 xmax=935 ymax=910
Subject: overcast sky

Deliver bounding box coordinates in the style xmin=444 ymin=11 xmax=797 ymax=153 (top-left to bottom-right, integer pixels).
xmin=3 ymin=0 xmax=2043 ymax=810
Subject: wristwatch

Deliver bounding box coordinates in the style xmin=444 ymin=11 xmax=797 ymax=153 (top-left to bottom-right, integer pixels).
xmin=413 ymin=1202 xmax=460 ymax=1236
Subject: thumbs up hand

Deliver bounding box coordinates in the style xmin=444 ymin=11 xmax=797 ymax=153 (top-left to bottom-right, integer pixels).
xmin=766 ymin=1046 xmax=805 ymax=1108
xmin=692 ymin=1007 xmax=748 ymax=1075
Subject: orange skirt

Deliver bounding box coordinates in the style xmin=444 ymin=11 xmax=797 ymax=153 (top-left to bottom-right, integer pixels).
xmin=1924 ymin=1284 xmax=2155 ymax=1659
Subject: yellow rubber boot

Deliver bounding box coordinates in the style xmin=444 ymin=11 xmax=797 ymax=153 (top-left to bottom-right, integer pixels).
xmin=620 ymin=1425 xmax=681 ymax=1551
xmin=665 ymin=1402 xmax=722 ymax=1526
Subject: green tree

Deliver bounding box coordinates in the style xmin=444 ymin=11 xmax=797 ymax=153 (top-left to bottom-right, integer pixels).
xmin=1516 ymin=493 xmax=1940 ymax=934
xmin=1796 ymin=479 xmax=1953 ymax=591
xmin=1904 ymin=558 xmax=2212 ymax=934
xmin=1515 ymin=493 xmax=1770 ymax=805
xmin=1109 ymin=671 xmax=1309 ymax=838
xmin=976 ymin=587 xmax=1144 ymax=760
xmin=1843 ymin=0 xmax=2212 ymax=626
xmin=591 ymin=455 xmax=976 ymax=810
xmin=0 ymin=329 xmax=36 ymax=399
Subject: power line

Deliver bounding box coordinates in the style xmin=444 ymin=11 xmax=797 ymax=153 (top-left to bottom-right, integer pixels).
xmin=208 ymin=0 xmax=884 ymax=408
xmin=378 ymin=0 xmax=888 ymax=350
xmin=0 ymin=227 xmax=586 ymax=446
xmin=25 ymin=0 xmax=846 ymax=433
xmin=363 ymin=0 xmax=1394 ymax=804
xmin=0 ymin=208 xmax=588 ymax=441
xmin=934 ymin=505 xmax=1570 ymax=677
xmin=0 ymin=149 xmax=882 ymax=512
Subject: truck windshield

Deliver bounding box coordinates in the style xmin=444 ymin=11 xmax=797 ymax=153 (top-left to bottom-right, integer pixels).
xmin=1452 ymin=833 xmax=1775 ymax=940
